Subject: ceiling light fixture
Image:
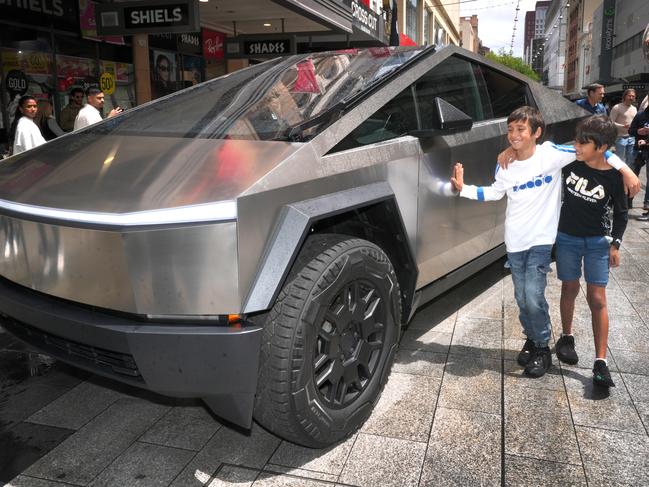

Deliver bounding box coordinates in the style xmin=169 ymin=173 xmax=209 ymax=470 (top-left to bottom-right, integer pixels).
xmin=264 ymin=23 xmax=271 ymax=26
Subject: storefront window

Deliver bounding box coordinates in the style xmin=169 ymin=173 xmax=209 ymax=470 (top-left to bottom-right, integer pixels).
xmin=99 ymin=60 xmax=135 ymax=111
xmin=406 ymin=0 xmax=418 ymax=42
xmin=181 ymin=55 xmax=204 ymax=89
xmin=151 ymin=50 xmax=178 ymax=100
xmin=1 ymin=47 xmax=55 ymax=143
xmin=423 ymin=9 xmax=430 ymax=46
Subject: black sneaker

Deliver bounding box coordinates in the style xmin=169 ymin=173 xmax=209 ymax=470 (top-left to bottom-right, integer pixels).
xmin=555 ymin=335 xmax=579 ymax=365
xmin=524 ymin=346 xmax=552 ymax=378
xmin=637 ymin=212 xmax=649 ymax=222
xmin=593 ymin=360 xmax=615 ymax=388
xmin=517 ymin=338 xmax=536 ymax=366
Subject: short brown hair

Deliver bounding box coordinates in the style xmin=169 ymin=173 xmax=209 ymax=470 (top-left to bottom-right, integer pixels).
xmin=586 ymin=83 xmax=604 ymax=95
xmin=507 ymin=106 xmax=545 ymax=137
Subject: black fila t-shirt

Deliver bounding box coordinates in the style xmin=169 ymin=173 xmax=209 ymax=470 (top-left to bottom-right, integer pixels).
xmin=558 ymin=162 xmax=628 ymax=240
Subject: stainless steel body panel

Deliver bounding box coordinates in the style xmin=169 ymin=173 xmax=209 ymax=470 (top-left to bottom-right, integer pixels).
xmin=0 ymin=135 xmax=300 ymax=213
xmin=0 ymin=214 xmax=239 ymax=315
xmin=415 ymin=120 xmax=507 ymax=288
xmin=236 ymin=137 xmax=420 ymax=307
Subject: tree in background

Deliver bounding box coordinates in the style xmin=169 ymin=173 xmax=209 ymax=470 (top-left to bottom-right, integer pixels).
xmin=486 ymin=50 xmax=540 ymax=82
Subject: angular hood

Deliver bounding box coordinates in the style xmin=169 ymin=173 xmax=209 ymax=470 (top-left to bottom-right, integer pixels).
xmin=0 ymin=133 xmax=301 ymax=215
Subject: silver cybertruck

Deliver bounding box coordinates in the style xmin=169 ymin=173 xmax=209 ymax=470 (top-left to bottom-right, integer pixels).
xmin=0 ymin=46 xmax=586 ymax=447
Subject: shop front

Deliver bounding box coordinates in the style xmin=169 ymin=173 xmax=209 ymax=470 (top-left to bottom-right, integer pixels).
xmin=0 ymin=0 xmax=135 ymax=152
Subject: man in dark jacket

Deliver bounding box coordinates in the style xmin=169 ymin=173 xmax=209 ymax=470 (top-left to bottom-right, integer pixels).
xmin=628 ymin=109 xmax=649 ymax=219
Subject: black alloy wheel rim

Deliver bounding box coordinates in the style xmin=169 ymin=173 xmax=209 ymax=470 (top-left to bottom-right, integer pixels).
xmin=313 ymin=278 xmax=387 ymax=409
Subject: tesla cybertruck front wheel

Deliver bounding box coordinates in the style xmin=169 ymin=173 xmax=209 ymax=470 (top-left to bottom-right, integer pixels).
xmin=253 ymin=234 xmax=401 ymax=447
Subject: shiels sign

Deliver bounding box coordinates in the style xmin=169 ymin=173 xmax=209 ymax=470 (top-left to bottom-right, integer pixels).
xmin=95 ymin=0 xmax=199 ymax=36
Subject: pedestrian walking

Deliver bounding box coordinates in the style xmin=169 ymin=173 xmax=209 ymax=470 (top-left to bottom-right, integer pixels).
xmin=73 ymin=87 xmax=122 ymax=130
xmin=576 ymin=84 xmax=607 ymax=115
xmin=59 ymin=87 xmax=84 ymax=132
xmin=610 ymin=88 xmax=637 ymax=165
xmin=35 ymin=99 xmax=64 ymax=141
xmin=629 ymin=107 xmax=649 ymax=220
xmin=9 ymin=95 xmax=46 ymax=155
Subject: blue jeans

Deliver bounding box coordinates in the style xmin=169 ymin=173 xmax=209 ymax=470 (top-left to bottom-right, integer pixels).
xmin=507 ymin=245 xmax=552 ymax=348
xmin=615 ymin=136 xmax=636 ymax=165
xmin=555 ymin=232 xmax=609 ymax=286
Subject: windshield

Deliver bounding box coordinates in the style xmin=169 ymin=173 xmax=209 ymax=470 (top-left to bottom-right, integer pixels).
xmin=87 ymin=46 xmax=425 ymax=142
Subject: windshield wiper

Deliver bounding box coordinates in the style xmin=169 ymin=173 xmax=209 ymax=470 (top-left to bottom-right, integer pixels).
xmin=285 ymin=101 xmax=346 ymax=141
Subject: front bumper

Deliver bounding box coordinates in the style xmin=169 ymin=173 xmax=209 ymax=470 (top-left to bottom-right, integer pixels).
xmin=0 ymin=276 xmax=262 ymax=427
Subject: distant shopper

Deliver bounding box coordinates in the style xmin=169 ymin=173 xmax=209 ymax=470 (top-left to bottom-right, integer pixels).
xmin=629 ymin=107 xmax=649 ymax=219
xmin=640 ymin=94 xmax=648 ymax=112
xmin=59 ymin=87 xmax=84 ymax=132
xmin=10 ymin=95 xmax=46 ymax=155
xmin=555 ymin=116 xmax=628 ymax=388
xmin=73 ymin=87 xmax=122 ymax=130
xmin=576 ymin=83 xmax=607 ymax=115
xmin=35 ymin=99 xmax=64 ymax=141
xmin=610 ymin=88 xmax=637 ymax=165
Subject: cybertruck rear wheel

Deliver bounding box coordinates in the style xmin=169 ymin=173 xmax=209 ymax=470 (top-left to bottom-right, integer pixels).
xmin=253 ymin=234 xmax=401 ymax=447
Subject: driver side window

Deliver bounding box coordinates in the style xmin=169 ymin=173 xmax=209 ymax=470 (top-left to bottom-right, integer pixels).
xmin=415 ymin=56 xmax=491 ymax=126
xmin=330 ymin=86 xmax=418 ymax=152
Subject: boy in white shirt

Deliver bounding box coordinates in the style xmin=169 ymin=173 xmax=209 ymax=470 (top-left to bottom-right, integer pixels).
xmin=450 ymin=106 xmax=639 ymax=378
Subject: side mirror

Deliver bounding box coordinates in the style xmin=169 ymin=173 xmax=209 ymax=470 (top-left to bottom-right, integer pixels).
xmin=411 ymin=97 xmax=473 ymax=137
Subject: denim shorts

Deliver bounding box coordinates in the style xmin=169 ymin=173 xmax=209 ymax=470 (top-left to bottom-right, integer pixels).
xmin=555 ymin=231 xmax=610 ymax=286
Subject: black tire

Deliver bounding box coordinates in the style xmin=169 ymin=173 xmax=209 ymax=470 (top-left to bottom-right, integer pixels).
xmin=252 ymin=234 xmax=401 ymax=448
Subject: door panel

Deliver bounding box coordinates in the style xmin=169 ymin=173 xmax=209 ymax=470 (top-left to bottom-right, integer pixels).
xmin=415 ymin=120 xmax=507 ymax=288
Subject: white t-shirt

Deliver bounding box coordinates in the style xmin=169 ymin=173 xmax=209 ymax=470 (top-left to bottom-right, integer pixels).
xmin=74 ymin=104 xmax=102 ymax=130
xmin=459 ymin=142 xmax=625 ymax=252
xmin=12 ymin=116 xmax=46 ymax=155
xmin=609 ymin=103 xmax=637 ymax=137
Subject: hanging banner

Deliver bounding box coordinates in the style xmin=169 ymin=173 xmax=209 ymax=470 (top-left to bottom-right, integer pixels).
xmin=79 ymin=0 xmax=125 ymax=44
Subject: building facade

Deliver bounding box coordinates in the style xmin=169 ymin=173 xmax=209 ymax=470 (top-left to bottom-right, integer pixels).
xmin=460 ymin=15 xmax=479 ymax=53
xmin=563 ymin=0 xmax=600 ymax=97
xmin=594 ymin=0 xmax=649 ymax=101
xmin=543 ymin=0 xmax=569 ymax=90
xmin=524 ymin=10 xmax=536 ymax=63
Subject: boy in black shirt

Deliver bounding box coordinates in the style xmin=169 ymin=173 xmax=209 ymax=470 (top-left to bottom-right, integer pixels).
xmin=554 ymin=115 xmax=628 ymax=387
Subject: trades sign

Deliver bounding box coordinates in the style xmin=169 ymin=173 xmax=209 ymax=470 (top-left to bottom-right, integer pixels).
xmin=95 ymin=0 xmax=199 ymax=36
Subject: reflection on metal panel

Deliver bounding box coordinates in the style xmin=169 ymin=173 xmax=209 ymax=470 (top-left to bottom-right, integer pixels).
xmin=0 ymin=215 xmax=239 ymax=315
xmin=416 ymin=121 xmax=507 ymax=288
xmin=124 ymin=222 xmax=239 ymax=315
xmin=0 ymin=136 xmax=298 ymax=213
xmin=238 ymin=137 xmax=420 ymax=312
xmin=0 ymin=215 xmax=135 ymax=311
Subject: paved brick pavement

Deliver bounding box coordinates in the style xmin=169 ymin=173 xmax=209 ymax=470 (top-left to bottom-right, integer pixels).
xmin=2 ymin=192 xmax=649 ymax=487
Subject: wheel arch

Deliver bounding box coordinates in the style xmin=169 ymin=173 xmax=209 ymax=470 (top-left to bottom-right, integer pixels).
xmin=242 ymin=182 xmax=418 ymax=321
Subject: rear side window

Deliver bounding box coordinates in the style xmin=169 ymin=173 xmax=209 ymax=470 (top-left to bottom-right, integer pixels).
xmin=477 ymin=64 xmax=529 ymax=118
